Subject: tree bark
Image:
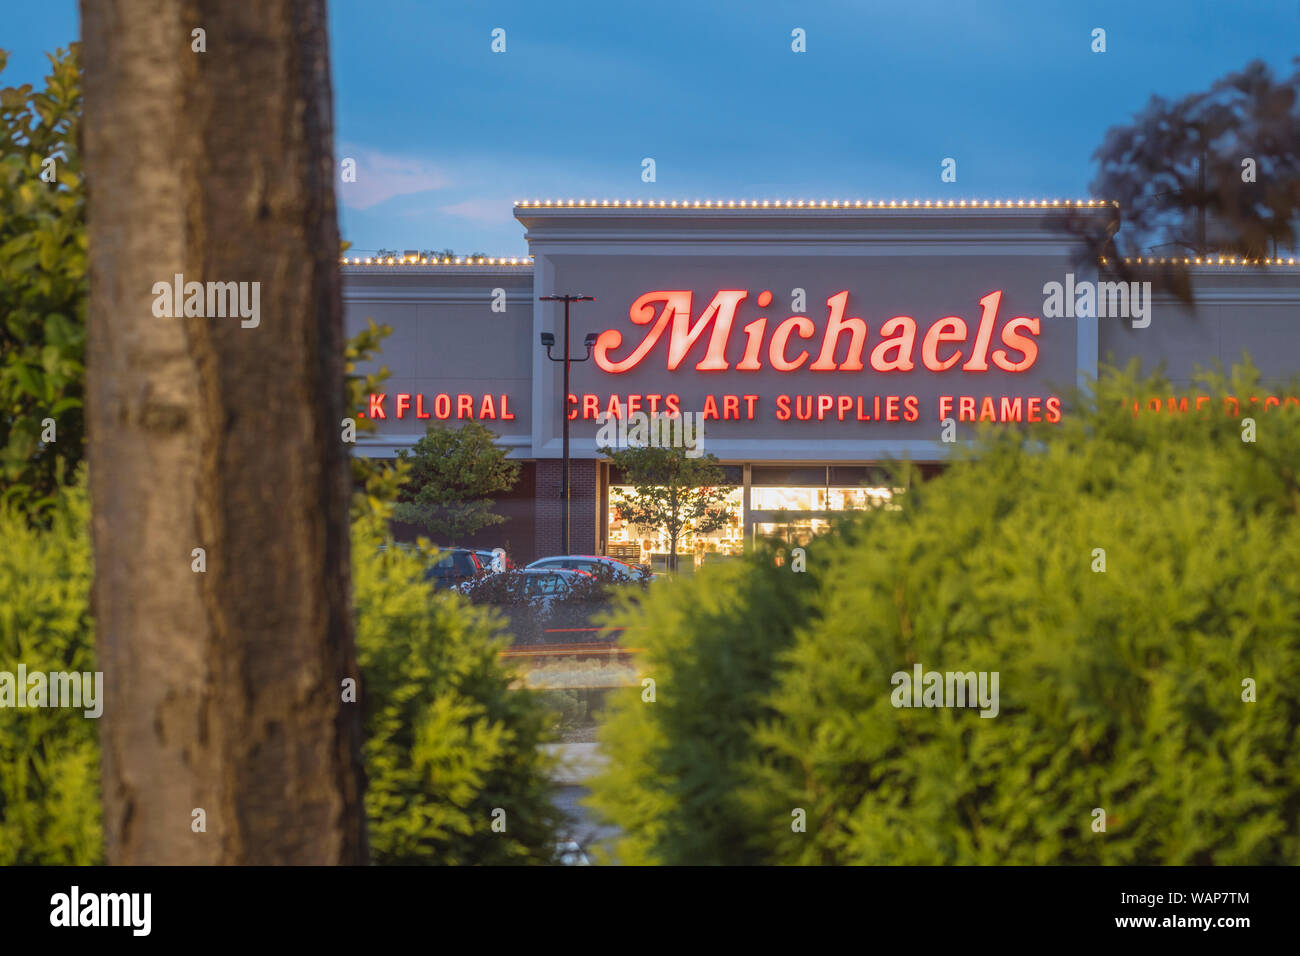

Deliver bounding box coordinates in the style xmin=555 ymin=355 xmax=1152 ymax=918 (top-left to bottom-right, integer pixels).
xmin=81 ymin=0 xmax=367 ymax=863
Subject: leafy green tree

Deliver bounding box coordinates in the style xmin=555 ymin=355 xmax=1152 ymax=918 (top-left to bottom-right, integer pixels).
xmin=1069 ymin=58 xmax=1300 ymax=299
xmin=395 ymin=420 xmax=520 ymax=541
xmin=601 ymin=441 xmax=733 ymax=571
xmin=344 ymin=315 xmax=411 ymax=515
xmin=592 ymin=362 xmax=1300 ymax=864
xmin=0 ymin=47 xmax=85 ymax=520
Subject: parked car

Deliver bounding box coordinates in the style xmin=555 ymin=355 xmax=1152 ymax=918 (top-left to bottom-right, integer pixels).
xmin=424 ymin=548 xmax=486 ymax=590
xmin=525 ymin=554 xmax=655 ymax=583
xmin=554 ymin=840 xmax=590 ymax=866
xmin=455 ymin=567 xmax=594 ymax=610
xmin=473 ymin=549 xmax=516 ymax=573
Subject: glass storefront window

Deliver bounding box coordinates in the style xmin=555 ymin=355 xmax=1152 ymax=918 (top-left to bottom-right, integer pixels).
xmin=750 ymin=486 xmax=825 ymax=511
xmin=753 ymin=519 xmax=830 ymax=547
xmin=752 ymin=484 xmax=899 ymax=512
xmin=826 ymin=485 xmax=897 ymax=510
xmin=607 ymin=485 xmax=745 ymax=571
xmin=607 ymin=472 xmax=911 ymax=569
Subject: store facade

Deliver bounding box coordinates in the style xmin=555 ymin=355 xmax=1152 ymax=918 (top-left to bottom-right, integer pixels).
xmin=342 ymin=200 xmax=1300 ymax=567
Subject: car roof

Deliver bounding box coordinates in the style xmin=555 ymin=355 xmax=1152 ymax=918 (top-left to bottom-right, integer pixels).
xmin=534 ymin=554 xmax=628 ymax=564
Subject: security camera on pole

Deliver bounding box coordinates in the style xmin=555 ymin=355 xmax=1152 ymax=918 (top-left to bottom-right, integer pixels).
xmin=539 ymin=294 xmax=597 ymax=555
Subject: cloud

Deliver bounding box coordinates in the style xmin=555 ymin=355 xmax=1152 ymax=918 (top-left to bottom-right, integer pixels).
xmin=337 ymin=146 xmax=450 ymax=210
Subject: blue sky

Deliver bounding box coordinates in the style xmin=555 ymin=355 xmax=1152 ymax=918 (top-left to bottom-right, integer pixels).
xmin=6 ymin=1 xmax=1298 ymax=256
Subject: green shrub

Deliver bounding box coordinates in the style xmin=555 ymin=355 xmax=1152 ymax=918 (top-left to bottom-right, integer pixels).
xmin=590 ymin=363 xmax=1300 ymax=864
xmin=1 ymin=478 xmax=560 ymax=864
xmin=353 ymin=512 xmax=560 ymax=864
xmin=586 ymin=552 xmax=820 ymax=864
xmin=0 ymin=476 xmax=101 ymax=863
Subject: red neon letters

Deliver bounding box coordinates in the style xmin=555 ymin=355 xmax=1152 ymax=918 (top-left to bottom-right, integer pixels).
xmin=592 ymin=289 xmax=1041 ymax=374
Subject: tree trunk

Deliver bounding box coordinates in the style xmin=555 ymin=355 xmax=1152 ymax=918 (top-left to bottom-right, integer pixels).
xmin=81 ymin=0 xmax=366 ymax=864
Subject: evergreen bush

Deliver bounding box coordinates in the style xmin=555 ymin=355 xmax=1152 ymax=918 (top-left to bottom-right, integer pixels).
xmin=0 ymin=477 xmax=101 ymax=864
xmin=591 ymin=364 xmax=1300 ymax=864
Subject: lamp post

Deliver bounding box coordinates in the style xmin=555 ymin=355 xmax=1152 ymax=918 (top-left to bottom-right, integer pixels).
xmin=539 ymin=294 xmax=597 ymax=555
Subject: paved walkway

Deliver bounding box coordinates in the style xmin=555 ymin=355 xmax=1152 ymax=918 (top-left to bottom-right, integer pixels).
xmin=541 ymin=741 xmax=608 ymax=785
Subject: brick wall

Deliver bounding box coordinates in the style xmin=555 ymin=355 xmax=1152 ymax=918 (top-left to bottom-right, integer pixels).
xmin=535 ymin=458 xmax=599 ymax=559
